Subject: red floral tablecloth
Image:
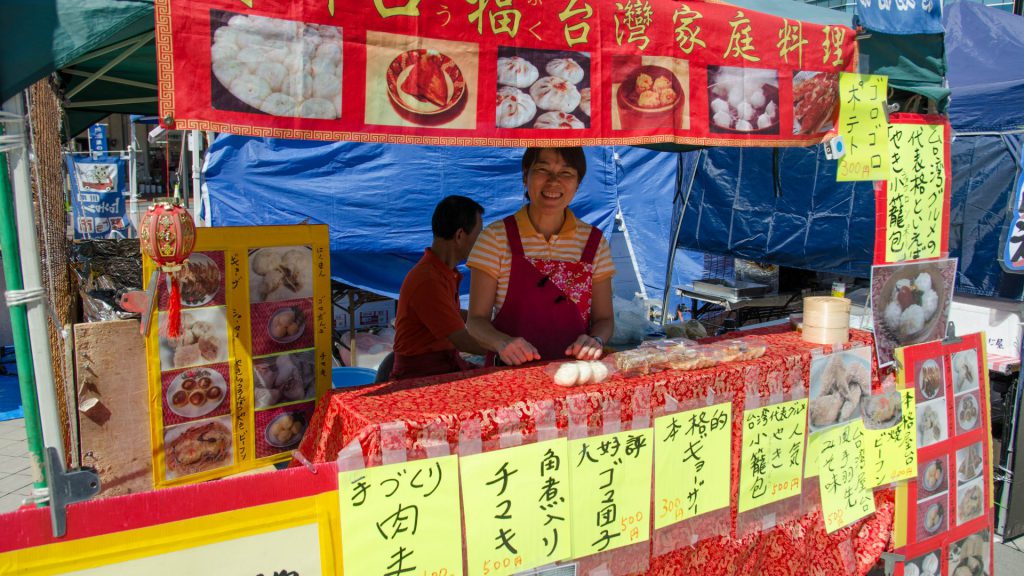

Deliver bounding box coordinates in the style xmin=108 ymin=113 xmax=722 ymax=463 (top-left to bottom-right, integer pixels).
xmin=295 ymin=328 xmax=895 ymax=575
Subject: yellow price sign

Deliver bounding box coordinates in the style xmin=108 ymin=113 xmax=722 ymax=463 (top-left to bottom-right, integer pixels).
xmin=836 ymin=73 xmax=890 ymax=182
xmin=460 ymin=439 xmax=571 ymax=576
xmin=569 ymin=428 xmax=654 ymax=556
xmin=653 ymin=403 xmax=732 ymax=529
xmin=339 ymin=455 xmax=464 ymax=576
xmin=738 ymin=398 xmax=807 ymax=512
xmin=882 ymin=122 xmax=948 ymax=262
xmin=818 ymin=420 xmax=876 ymax=533
xmin=863 ymin=390 xmax=917 ymax=487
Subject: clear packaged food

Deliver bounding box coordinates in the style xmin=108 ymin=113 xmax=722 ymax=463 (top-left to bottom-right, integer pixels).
xmin=710 ymin=338 xmax=767 ymax=362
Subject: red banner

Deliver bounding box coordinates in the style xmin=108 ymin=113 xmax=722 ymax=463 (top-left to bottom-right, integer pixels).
xmin=156 ymin=0 xmax=857 ymax=147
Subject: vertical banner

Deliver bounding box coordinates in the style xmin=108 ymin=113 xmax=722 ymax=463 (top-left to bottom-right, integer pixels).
xmin=874 ymin=113 xmax=951 ymax=264
xmin=460 ymin=439 xmax=572 ymax=576
xmin=737 ymin=398 xmax=807 ymax=512
xmin=87 ymin=124 xmax=108 ymax=154
xmin=653 ymin=402 xmax=731 ymax=529
xmin=894 ymin=334 xmax=996 ymax=576
xmin=836 ymin=73 xmax=890 ymax=182
xmin=569 ymin=428 xmax=654 ymax=557
xmin=144 ymin=225 xmax=332 ymax=487
xmin=339 ymin=455 xmax=465 ymax=576
xmin=65 ymin=154 xmax=129 ymax=239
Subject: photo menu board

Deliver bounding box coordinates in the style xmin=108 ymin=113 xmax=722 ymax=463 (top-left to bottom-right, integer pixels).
xmin=155 ymin=0 xmax=858 ymax=148
xmin=145 ymin=225 xmax=332 ymax=487
xmin=894 ymin=333 xmax=995 ymax=576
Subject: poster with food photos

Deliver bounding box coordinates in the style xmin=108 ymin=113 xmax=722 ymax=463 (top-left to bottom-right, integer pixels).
xmin=870 ymin=258 xmax=957 ymax=366
xmin=145 ymin=225 xmax=331 ymax=487
xmin=156 ymin=0 xmax=857 ymax=148
xmin=893 ymin=334 xmax=995 ymax=575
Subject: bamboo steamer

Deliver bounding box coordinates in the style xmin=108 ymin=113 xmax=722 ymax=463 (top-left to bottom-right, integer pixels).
xmin=802 ymin=296 xmax=851 ymax=345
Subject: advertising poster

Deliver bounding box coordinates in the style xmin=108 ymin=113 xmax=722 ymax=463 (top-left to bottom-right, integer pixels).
xmin=65 ymin=154 xmax=130 ymax=239
xmin=870 ymin=258 xmax=957 ymax=366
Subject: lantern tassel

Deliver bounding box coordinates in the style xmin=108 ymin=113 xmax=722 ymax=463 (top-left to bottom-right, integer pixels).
xmin=167 ymin=274 xmax=183 ymax=339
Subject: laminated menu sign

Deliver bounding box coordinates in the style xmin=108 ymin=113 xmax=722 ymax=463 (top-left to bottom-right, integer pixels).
xmin=863 ymin=389 xmax=918 ymax=488
xmin=836 ymin=73 xmax=890 ymax=182
xmin=569 ymin=428 xmax=654 ymax=556
xmin=874 ymin=114 xmax=951 ymax=264
xmin=738 ymin=398 xmax=807 ymax=512
xmin=893 ymin=334 xmax=996 ymax=574
xmin=653 ymin=402 xmax=732 ymax=529
xmin=339 ymin=456 xmax=465 ymax=576
xmin=817 ymin=419 xmax=875 ymax=534
xmin=144 ymin=225 xmax=332 ymax=487
xmin=460 ymin=439 xmax=571 ymax=576
xmin=155 ymin=0 xmax=857 ymax=148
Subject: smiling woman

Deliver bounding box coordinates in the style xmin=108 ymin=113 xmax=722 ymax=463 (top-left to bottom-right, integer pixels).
xmin=466 ymin=147 xmax=616 ymax=367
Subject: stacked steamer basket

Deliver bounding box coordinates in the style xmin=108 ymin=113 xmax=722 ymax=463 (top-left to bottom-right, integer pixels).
xmin=802 ymin=296 xmax=851 ymax=345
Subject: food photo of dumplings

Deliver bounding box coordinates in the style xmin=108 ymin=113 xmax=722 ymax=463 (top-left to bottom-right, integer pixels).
xmin=158 ymin=307 xmax=230 ymax=372
xmin=249 ymin=246 xmax=314 ymax=303
xmin=210 ymin=11 xmax=343 ymax=119
xmin=252 ymin=349 xmax=316 ymax=409
xmin=707 ymin=66 xmax=779 ymax=134
xmin=611 ymin=54 xmax=690 ymax=131
xmin=494 ymin=46 xmax=591 ymax=129
xmin=870 ymin=259 xmax=957 ymax=366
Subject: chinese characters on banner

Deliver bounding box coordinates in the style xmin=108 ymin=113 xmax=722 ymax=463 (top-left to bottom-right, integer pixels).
xmin=738 ymin=398 xmax=808 ymax=512
xmin=863 ymin=389 xmax=918 ymax=488
xmin=818 ymin=420 xmax=876 ymax=533
xmin=874 ymin=114 xmax=951 ymax=264
xmin=339 ymin=456 xmax=465 ymax=576
xmin=144 ymin=226 xmax=332 ymax=487
xmin=65 ymin=154 xmax=130 ymax=239
xmin=460 ymin=439 xmax=571 ymax=576
xmin=569 ymin=429 xmax=654 ymax=556
xmin=837 ymin=73 xmax=891 ymax=182
xmin=1001 ymin=144 xmax=1024 ymax=272
xmin=653 ymin=402 xmax=732 ymax=529
xmin=155 ymin=0 xmax=857 ymax=148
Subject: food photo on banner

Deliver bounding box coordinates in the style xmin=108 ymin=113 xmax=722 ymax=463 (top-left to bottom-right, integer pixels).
xmin=155 ymin=0 xmax=857 ymax=146
xmin=65 ymin=153 xmax=131 ymax=239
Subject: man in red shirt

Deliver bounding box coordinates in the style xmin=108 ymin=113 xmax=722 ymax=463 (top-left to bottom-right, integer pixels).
xmin=390 ymin=196 xmax=487 ymax=379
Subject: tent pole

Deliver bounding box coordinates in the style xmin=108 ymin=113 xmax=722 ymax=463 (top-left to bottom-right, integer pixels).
xmin=660 ymin=150 xmax=702 ymax=326
xmin=2 ymin=94 xmax=65 ymax=470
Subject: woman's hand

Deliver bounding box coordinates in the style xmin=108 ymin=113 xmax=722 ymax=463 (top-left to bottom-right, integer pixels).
xmin=566 ymin=334 xmax=603 ymax=360
xmin=498 ymin=337 xmax=541 ymax=366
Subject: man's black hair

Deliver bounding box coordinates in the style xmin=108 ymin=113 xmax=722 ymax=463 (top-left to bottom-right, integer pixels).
xmin=521 ymin=147 xmax=587 ymax=182
xmin=432 ymin=195 xmax=484 ymax=240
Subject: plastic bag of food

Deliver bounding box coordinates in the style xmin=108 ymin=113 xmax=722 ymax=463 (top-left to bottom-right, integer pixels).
xmin=663 ymin=345 xmax=721 ymax=371
xmin=640 ymin=337 xmax=697 ymax=351
xmin=609 ymin=295 xmax=658 ymax=347
xmin=544 ymin=359 xmax=617 ymax=387
xmin=606 ymin=347 xmax=668 ymax=377
xmin=710 ymin=338 xmax=768 ymax=362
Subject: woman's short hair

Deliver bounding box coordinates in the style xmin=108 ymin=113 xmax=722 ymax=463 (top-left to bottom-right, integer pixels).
xmin=521 ymin=147 xmax=587 ymax=182
xmin=432 ymin=195 xmax=484 ymax=239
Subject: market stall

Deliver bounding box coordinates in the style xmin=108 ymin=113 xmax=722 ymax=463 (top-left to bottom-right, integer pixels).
xmin=0 ymin=1 xmax=1006 ymax=576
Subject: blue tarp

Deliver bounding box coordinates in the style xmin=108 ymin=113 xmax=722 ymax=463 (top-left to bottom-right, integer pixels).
xmin=672 ymin=146 xmax=877 ymax=277
xmin=207 ymin=137 xmax=618 ymax=299
xmin=945 ymin=2 xmax=1024 ymax=133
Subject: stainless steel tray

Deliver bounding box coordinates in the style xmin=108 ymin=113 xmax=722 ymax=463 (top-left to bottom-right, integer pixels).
xmin=691 ymin=279 xmax=770 ymax=300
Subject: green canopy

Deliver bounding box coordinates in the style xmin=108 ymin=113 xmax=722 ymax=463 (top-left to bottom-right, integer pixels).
xmin=1 ymin=0 xmax=947 ymax=139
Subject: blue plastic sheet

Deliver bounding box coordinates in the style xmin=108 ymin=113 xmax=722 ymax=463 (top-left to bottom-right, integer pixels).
xmin=857 ymin=0 xmax=943 ymax=36
xmin=945 ymin=2 xmax=1024 ymax=133
xmin=207 ymin=136 xmax=618 ymax=298
xmin=672 ymin=146 xmax=876 ymax=277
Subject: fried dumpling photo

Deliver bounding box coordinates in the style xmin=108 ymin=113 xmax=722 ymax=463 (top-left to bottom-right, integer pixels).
xmin=402 ymin=53 xmax=449 ymax=107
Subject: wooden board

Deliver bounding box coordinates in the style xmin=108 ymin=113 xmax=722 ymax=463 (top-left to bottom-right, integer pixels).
xmin=74 ymin=319 xmax=153 ymax=496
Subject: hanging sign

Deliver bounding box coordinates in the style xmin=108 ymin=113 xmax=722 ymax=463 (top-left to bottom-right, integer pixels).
xmin=144 ymin=225 xmax=333 ymax=487
xmin=874 ymin=113 xmax=951 ymax=264
xmin=87 ymin=124 xmax=108 ymax=154
xmin=836 ymin=73 xmax=890 ymax=182
xmin=65 ymin=154 xmax=129 ymax=239
xmin=155 ymin=0 xmax=857 ymax=148
xmin=855 ymin=0 xmax=944 ymax=36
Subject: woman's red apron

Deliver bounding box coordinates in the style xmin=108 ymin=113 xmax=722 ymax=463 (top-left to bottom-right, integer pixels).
xmin=489 ymin=215 xmax=602 ymax=363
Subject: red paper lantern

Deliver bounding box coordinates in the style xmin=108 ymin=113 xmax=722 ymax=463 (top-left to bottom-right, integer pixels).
xmin=139 ymin=200 xmax=196 ymax=338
